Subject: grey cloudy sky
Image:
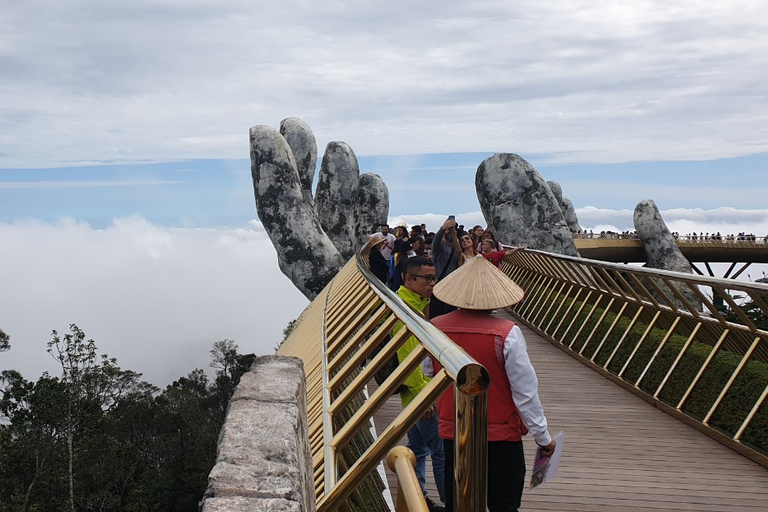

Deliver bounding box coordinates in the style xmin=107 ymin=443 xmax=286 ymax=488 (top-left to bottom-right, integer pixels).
xmin=2 ymin=0 xmax=768 ymax=168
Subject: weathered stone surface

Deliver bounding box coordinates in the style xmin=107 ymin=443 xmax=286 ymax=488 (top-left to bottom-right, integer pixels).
xmin=476 ymin=153 xmax=579 ymax=256
xmin=354 ymin=172 xmax=389 ymax=247
xmin=315 ymin=141 xmax=360 ymax=260
xmin=634 ymin=200 xmax=692 ymax=273
xmin=547 ymin=180 xmax=582 ymax=233
xmin=202 ymin=356 xmax=315 ymax=512
xmin=252 ymin=119 xmax=390 ymax=296
xmin=201 ymin=496 xmax=301 ymax=512
xmin=250 ymin=125 xmax=345 ymax=300
xmin=280 ymin=118 xmax=317 ymax=206
xmin=633 ymin=199 xmax=699 ymax=307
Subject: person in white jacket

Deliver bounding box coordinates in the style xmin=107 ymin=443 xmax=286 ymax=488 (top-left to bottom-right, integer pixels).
xmin=431 ymin=255 xmax=556 ymax=512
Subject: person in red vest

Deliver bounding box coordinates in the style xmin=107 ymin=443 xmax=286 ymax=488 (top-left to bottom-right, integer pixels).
xmin=431 ymin=255 xmax=556 ymax=512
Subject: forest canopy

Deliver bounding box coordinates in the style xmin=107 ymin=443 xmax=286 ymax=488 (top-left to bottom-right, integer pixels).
xmin=0 ymin=324 xmax=255 ymax=512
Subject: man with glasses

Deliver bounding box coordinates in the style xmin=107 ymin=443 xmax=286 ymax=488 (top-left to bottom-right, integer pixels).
xmin=393 ymin=255 xmax=445 ymax=511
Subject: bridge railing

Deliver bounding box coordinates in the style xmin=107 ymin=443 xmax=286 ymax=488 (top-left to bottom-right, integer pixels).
xmin=500 ymin=248 xmax=768 ymax=467
xmin=277 ymin=244 xmax=490 ymax=511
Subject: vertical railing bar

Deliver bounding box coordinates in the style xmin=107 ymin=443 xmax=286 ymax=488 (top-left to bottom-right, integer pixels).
xmin=590 ymin=302 xmax=628 ymax=362
xmin=518 ymin=273 xmax=547 ymax=318
xmin=568 ymin=295 xmax=603 ymax=350
xmin=597 ymin=267 xmax=628 ymax=299
xmin=326 ymin=298 xmax=384 ymax=359
xmin=544 ymin=283 xmax=574 ymax=334
xmin=703 ymin=337 xmax=760 ymax=424
xmin=454 ymin=377 xmax=489 ymax=512
xmin=583 ymin=264 xmax=608 ymax=291
xmin=539 ymin=282 xmax=569 ymax=333
xmin=530 ymin=277 xmax=559 ymax=326
xmin=747 ymin=291 xmax=768 ymax=320
xmin=321 ymin=277 xmax=339 ymax=493
xmin=613 ymin=270 xmax=645 ymax=306
xmin=579 ymin=297 xmax=615 ymax=356
xmin=618 ymin=311 xmax=662 ymax=378
xmin=551 ymin=287 xmax=583 ymax=339
xmin=635 ymin=317 xmax=681 ymax=387
xmin=643 ymin=276 xmax=681 ymax=313
xmin=653 ymin=322 xmax=702 ymax=398
xmin=735 ymin=381 xmax=768 ymax=440
xmin=687 ymin=282 xmax=728 ymax=324
xmin=586 ymin=266 xmax=612 ymax=293
xmin=715 ymin=286 xmax=758 ymax=332
xmin=573 ymin=261 xmax=598 ymax=288
xmin=677 ymin=329 xmax=730 ymax=409
xmin=604 ymin=306 xmax=645 ymax=369
xmin=561 ymin=290 xmax=593 ymax=343
xmin=660 ymin=277 xmax=702 ymax=319
xmin=628 ymin=272 xmax=661 ymax=309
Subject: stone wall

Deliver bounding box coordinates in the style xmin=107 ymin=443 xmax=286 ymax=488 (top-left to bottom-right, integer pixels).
xmin=200 ymin=356 xmax=315 ymax=512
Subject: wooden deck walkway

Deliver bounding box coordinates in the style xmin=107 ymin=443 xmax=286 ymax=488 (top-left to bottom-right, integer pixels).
xmin=372 ymin=310 xmax=768 ymax=511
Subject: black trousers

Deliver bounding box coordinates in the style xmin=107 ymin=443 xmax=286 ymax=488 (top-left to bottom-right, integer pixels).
xmin=443 ymin=439 xmax=526 ymax=512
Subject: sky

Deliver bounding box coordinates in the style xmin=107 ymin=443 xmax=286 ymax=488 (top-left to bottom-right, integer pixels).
xmin=2 ymin=1 xmax=768 ymax=386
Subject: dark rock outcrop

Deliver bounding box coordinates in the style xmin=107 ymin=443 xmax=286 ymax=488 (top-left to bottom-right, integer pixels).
xmin=476 ymin=153 xmax=579 ymax=256
xmin=250 ymin=119 xmax=389 ymax=299
xmin=354 ymin=172 xmax=389 ymax=246
xmin=250 ymin=125 xmax=344 ymax=300
xmin=633 ymin=199 xmax=699 ymax=308
xmin=279 ymin=118 xmax=317 ymax=206
xmin=315 ymin=142 xmax=361 ymax=260
xmin=547 ymin=180 xmax=582 ymax=234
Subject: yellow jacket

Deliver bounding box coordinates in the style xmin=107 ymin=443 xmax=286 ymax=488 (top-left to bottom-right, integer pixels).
xmin=394 ymin=286 xmax=430 ymax=407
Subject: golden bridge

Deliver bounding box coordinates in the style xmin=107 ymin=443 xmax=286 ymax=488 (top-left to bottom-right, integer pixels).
xmin=268 ymin=242 xmax=768 ymax=511
xmin=574 ymin=237 xmax=768 ymax=280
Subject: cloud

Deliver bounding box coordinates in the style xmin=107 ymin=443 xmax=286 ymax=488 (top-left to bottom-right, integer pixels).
xmin=0 ymin=217 xmax=308 ymax=387
xmin=2 ymin=205 xmax=767 ymax=387
xmin=2 ymin=1 xmax=768 ymax=167
xmin=0 ymin=180 xmax=183 ymax=190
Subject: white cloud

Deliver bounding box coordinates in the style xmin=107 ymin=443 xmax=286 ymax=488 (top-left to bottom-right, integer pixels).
xmin=2 ymin=205 xmax=767 ymax=387
xmin=2 ymin=1 xmax=768 ymax=167
xmin=0 ymin=217 xmax=308 ymax=387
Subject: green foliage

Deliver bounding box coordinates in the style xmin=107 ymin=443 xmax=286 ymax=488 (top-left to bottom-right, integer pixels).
xmin=0 ymin=328 xmax=9 ymax=353
xmin=0 ymin=326 xmax=255 ymax=511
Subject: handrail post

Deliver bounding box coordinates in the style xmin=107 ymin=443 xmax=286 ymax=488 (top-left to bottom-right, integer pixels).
xmin=453 ymin=365 xmax=489 ymax=512
xmin=387 ymin=446 xmax=429 ymax=512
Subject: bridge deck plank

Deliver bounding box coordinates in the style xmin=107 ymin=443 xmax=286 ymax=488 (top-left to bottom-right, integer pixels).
xmin=371 ymin=310 xmax=768 ymax=511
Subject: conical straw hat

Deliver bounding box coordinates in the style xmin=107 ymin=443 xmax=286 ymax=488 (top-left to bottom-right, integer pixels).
xmin=433 ymin=254 xmax=525 ymax=310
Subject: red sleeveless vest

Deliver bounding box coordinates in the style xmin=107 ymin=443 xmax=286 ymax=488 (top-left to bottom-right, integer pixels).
xmin=432 ymin=310 xmax=528 ymax=442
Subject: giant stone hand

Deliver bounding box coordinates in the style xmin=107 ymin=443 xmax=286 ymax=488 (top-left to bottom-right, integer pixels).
xmin=250 ymin=118 xmax=388 ymax=299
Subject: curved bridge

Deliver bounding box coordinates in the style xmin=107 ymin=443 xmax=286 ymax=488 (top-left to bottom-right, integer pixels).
xmin=271 ymin=244 xmax=768 ymax=510
xmin=574 ymin=238 xmax=768 ymax=265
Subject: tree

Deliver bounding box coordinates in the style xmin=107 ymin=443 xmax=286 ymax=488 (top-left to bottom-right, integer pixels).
xmin=209 ymin=339 xmax=256 ymax=426
xmin=0 ymin=328 xmax=9 ymax=353
xmin=46 ymin=324 xmax=156 ymax=511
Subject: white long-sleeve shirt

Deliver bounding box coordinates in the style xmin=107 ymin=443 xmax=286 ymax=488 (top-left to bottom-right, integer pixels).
xmin=502 ymin=325 xmax=552 ymax=446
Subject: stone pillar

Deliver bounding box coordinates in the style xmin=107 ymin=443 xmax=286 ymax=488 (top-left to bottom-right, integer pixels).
xmin=201 ymin=356 xmax=315 ymax=512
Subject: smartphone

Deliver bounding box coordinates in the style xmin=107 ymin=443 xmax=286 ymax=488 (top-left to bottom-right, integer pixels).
xmin=448 ymin=215 xmax=455 ymax=220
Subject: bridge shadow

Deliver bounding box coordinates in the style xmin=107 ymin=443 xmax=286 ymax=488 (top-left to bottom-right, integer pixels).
xmin=373 ymin=309 xmax=768 ymax=511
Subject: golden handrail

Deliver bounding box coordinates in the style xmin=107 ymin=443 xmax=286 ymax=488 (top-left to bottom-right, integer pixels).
xmin=500 ymin=246 xmax=768 ymax=467
xmin=277 ymin=243 xmax=491 ymax=511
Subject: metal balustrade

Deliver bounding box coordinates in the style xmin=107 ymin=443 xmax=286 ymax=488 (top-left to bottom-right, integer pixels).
xmin=500 ymin=248 xmax=768 ymax=468
xmin=277 ymin=245 xmax=491 ymax=511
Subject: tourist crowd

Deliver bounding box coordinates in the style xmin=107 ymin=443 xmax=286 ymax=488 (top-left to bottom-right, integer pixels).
xmin=573 ymin=230 xmax=767 ymax=243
